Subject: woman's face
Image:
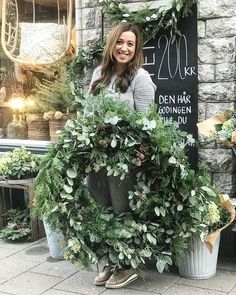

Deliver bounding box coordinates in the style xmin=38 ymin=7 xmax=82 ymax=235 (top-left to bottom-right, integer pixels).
xmin=112 ymin=31 xmax=136 ymax=72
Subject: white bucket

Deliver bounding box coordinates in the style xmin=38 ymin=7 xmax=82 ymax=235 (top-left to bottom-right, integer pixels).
xmin=43 ymin=219 xmax=66 ymax=260
xmin=178 ymin=234 xmax=220 ymax=279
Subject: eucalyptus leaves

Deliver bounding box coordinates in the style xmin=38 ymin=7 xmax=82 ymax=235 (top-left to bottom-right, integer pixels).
xmin=0 ymin=147 xmax=41 ymax=180
xmin=33 ymin=94 xmax=229 ymax=273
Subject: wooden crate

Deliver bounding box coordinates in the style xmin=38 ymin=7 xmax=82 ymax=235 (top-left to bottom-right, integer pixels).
xmin=0 ymin=179 xmax=45 ymax=241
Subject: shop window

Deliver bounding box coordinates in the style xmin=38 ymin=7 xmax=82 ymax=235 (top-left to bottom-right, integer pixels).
xmin=24 ymin=3 xmax=48 ymax=14
xmin=0 ymin=0 xmax=75 ymax=143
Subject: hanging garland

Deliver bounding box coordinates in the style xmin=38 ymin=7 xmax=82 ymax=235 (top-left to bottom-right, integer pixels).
xmin=99 ymin=0 xmax=197 ymax=40
xmin=68 ymin=0 xmax=197 ymax=107
xmin=33 ymin=94 xmax=230 ymax=272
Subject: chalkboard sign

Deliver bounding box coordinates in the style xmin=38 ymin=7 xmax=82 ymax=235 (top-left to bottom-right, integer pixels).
xmin=143 ymin=5 xmax=198 ymax=167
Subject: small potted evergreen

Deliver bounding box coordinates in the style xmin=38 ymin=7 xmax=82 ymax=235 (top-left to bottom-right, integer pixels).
xmin=32 ymin=154 xmax=66 ymax=260
xmin=0 ymin=208 xmax=31 ymax=242
xmin=26 ymin=60 xmax=76 ymax=141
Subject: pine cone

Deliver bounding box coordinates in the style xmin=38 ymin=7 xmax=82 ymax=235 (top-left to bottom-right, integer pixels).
xmin=136 ymin=151 xmax=145 ymax=161
xmin=139 ymin=192 xmax=147 ymax=202
xmin=9 ymin=223 xmax=20 ymax=230
xmin=98 ymin=139 xmax=109 ymax=148
xmin=134 ymin=158 xmax=142 ymax=166
xmin=79 ymin=207 xmax=91 ymax=220
xmin=139 ymin=142 xmax=149 ymax=154
xmin=153 ymin=183 xmax=160 ymax=191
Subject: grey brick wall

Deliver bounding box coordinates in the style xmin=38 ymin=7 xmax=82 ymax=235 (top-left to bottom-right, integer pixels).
xmin=198 ymin=0 xmax=236 ymax=196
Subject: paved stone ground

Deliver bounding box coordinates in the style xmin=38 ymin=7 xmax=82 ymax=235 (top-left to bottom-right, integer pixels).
xmin=0 ymin=238 xmax=235 ymax=295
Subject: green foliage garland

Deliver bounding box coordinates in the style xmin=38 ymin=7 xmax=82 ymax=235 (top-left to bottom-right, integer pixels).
xmin=68 ymin=41 xmax=104 ymax=106
xmin=33 ymin=94 xmax=228 ymax=272
xmin=100 ymin=0 xmax=197 ymax=40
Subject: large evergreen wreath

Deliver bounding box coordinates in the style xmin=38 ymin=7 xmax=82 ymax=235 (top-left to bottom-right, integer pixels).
xmin=33 ymin=94 xmax=224 ymax=272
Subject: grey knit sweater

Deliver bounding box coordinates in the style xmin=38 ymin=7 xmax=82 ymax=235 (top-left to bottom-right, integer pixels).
xmin=89 ymin=66 xmax=156 ymax=113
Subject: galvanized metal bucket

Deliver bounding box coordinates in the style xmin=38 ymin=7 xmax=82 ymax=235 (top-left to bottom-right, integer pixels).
xmin=178 ymin=234 xmax=220 ymax=279
xmin=43 ymin=219 xmax=65 ymax=260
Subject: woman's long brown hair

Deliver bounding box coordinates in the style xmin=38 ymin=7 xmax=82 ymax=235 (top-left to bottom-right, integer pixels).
xmin=90 ymin=22 xmax=144 ymax=95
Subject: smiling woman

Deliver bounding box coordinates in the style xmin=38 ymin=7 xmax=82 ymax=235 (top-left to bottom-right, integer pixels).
xmin=112 ymin=31 xmax=136 ymax=73
xmin=86 ymin=21 xmax=157 ymax=288
xmin=89 ymin=22 xmax=156 ymax=110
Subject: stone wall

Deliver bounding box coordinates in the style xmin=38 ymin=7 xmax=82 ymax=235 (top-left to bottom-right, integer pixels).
xmin=75 ymin=0 xmax=236 ymax=196
xmin=198 ymin=0 xmax=236 ymax=196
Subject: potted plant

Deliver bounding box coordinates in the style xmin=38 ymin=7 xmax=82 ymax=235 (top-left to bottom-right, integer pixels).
xmin=197 ymin=110 xmax=236 ymax=147
xmin=32 ymin=152 xmax=66 ymax=260
xmin=25 ymin=111 xmax=50 ymax=141
xmin=213 ymin=111 xmax=236 ymax=145
xmin=43 ymin=110 xmax=74 ymax=142
xmin=177 ymin=189 xmax=235 ymax=279
xmin=0 ymin=146 xmax=41 ymax=181
xmin=0 ymin=208 xmax=31 ymax=242
xmin=26 ymin=60 xmax=76 ymax=142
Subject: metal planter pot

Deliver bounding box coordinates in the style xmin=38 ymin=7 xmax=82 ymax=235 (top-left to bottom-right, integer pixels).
xmin=43 ymin=219 xmax=66 ymax=260
xmin=178 ymin=234 xmax=220 ymax=279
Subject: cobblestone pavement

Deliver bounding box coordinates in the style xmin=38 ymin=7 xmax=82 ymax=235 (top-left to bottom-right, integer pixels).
xmin=0 ymin=238 xmax=235 ymax=295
